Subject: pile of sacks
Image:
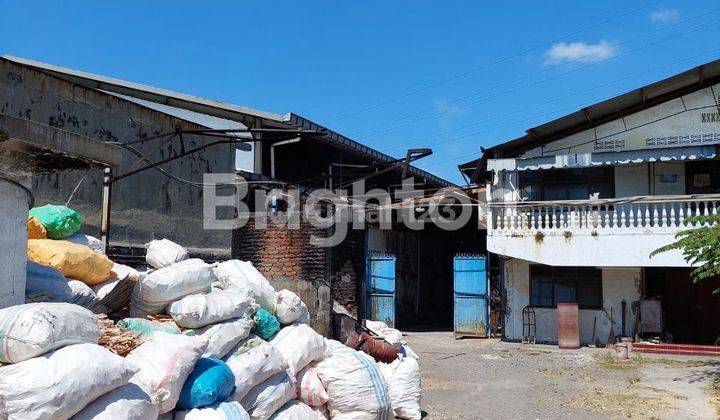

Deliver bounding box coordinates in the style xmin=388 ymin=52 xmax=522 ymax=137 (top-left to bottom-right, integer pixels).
xmin=25 ymin=204 xmax=141 ymax=310
xmin=1 ymin=207 xmax=422 ymax=419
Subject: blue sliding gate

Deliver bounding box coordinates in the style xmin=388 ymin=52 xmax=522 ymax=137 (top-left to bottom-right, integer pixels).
xmin=453 ymin=254 xmax=488 ymax=338
xmin=366 ymin=253 xmax=396 ymax=327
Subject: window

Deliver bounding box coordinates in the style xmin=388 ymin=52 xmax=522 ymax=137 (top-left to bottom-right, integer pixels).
xmin=529 ymin=265 xmax=602 ymax=309
xmin=686 ymin=161 xmax=720 ymax=194
xmin=518 ymin=167 xmax=614 ymax=201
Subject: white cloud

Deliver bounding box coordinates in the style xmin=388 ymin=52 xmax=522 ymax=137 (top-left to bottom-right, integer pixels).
xmin=434 ymin=99 xmax=468 ymax=132
xmin=650 ymin=9 xmax=680 ymax=23
xmin=544 ymin=40 xmax=618 ymax=65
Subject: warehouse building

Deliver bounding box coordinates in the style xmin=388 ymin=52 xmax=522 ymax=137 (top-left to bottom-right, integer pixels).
xmin=1 ymin=56 xmax=485 ymax=335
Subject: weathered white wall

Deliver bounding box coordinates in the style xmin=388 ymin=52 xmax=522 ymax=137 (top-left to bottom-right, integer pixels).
xmin=489 ymin=231 xmax=689 ymax=267
xmin=615 ymin=164 xmax=649 ymax=197
xmin=0 ymin=177 xmax=29 ymax=309
xmin=519 ymin=83 xmax=720 ymax=157
xmin=504 ymin=258 xmax=641 ymax=344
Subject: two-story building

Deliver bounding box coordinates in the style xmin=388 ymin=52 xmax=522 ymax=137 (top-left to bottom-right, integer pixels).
xmin=461 ymin=59 xmax=720 ymax=345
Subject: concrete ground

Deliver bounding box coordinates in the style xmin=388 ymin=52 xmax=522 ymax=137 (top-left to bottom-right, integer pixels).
xmin=404 ymin=331 xmax=720 ymax=419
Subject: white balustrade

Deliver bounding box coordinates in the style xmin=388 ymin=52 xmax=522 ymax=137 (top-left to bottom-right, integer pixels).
xmin=488 ymin=196 xmax=720 ymax=235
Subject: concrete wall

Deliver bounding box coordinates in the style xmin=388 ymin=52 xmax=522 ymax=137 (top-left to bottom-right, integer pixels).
xmin=489 ymin=231 xmax=689 ymax=267
xmin=0 ymin=177 xmax=29 ymax=308
xmin=503 ymin=258 xmax=641 ymax=344
xmin=652 ymin=162 xmax=685 ymax=195
xmin=0 ymin=61 xmax=235 ymax=256
xmin=615 ymin=164 xmax=649 ymax=197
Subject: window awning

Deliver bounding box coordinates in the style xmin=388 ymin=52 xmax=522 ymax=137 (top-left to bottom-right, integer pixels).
xmin=487 ymin=145 xmax=717 ymax=172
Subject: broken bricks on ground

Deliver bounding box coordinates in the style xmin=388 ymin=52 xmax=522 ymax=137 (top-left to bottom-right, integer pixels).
xmin=0 ymin=204 xmax=422 ymax=420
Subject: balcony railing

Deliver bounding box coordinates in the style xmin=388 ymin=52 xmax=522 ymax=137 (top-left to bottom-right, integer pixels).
xmin=488 ymin=194 xmax=720 ymax=235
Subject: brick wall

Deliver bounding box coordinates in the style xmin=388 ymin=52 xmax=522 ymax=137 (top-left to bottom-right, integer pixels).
xmin=330 ymin=227 xmax=366 ymax=317
xmin=233 ymin=214 xmax=327 ymax=283
xmin=232 ymin=212 xmax=367 ymax=335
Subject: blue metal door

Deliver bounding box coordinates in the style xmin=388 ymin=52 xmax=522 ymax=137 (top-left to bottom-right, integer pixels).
xmin=454 ymin=254 xmax=488 ymax=338
xmin=366 ymin=253 xmax=396 ymax=327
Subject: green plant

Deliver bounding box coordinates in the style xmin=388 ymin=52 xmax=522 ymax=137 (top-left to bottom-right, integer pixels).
xmin=651 ymin=215 xmax=720 ymax=290
xmin=534 ymin=231 xmax=545 ymax=243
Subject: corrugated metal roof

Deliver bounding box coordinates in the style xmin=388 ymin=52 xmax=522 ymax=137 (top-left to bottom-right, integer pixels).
xmin=1 ymin=55 xmax=285 ymax=126
xmin=460 ymin=58 xmax=720 ymax=177
xmin=284 ymin=113 xmax=455 ymax=188
xmin=2 ymin=55 xmax=454 ymax=187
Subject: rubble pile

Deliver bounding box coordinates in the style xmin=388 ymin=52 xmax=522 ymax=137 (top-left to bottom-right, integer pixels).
xmin=0 ymin=205 xmax=422 ymax=419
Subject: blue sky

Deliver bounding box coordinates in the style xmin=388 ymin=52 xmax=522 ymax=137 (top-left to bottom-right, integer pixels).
xmin=1 ymin=1 xmax=719 ymax=184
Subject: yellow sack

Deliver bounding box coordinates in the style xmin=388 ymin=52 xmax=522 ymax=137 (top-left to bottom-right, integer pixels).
xmin=27 ymin=239 xmax=114 ymax=285
xmin=27 ymin=216 xmax=47 ymax=240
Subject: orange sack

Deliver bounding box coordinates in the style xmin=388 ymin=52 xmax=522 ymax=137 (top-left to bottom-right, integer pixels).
xmin=27 ymin=239 xmax=114 ymax=285
xmin=27 ymin=216 xmax=47 ymax=239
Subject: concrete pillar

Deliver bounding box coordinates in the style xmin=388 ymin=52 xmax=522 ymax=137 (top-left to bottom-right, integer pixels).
xmin=0 ymin=177 xmax=29 ymax=309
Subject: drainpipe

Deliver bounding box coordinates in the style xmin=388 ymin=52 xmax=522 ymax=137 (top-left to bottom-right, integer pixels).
xmin=100 ymin=167 xmax=112 ymax=249
xmin=270 ymin=137 xmax=301 ymax=179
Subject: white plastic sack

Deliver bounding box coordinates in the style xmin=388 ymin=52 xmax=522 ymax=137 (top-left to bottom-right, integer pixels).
xmin=72 ymin=383 xmax=159 ymax=420
xmin=92 ymin=263 xmax=142 ymax=300
xmin=225 ymin=335 xmax=287 ymax=401
xmin=145 ymin=238 xmax=189 ymax=269
xmin=130 ymin=258 xmax=214 ymax=316
xmin=92 ymin=277 xmax=122 ymax=300
xmin=213 ymin=260 xmax=275 ymax=310
xmin=112 ymin=262 xmax=142 ymax=281
xmin=295 ymin=362 xmax=329 ymax=407
xmin=316 ymin=340 xmax=393 ymax=420
xmin=378 ymin=357 xmax=422 ymax=420
xmin=0 ymin=302 xmax=99 ymax=363
xmin=196 ymin=316 xmax=255 ymax=359
xmin=176 ymin=401 xmax=250 ymax=420
xmin=0 ymin=343 xmax=137 ymax=419
xmin=25 ymin=261 xmax=73 ymax=303
xmin=270 ymin=324 xmax=326 ymax=375
xmin=66 ymin=232 xmax=106 ymax=253
xmin=270 ymin=400 xmax=318 ymax=420
xmin=126 ymin=332 xmax=209 ymax=414
xmin=241 ymin=371 xmax=295 ymax=419
xmin=68 ymin=279 xmax=99 ymax=308
xmin=364 ymin=320 xmax=388 ymax=332
xmin=169 ymin=289 xmax=259 ymax=329
xmin=365 ymin=320 xmax=404 ymax=350
xmin=274 ymin=290 xmax=310 ymax=325
xmin=311 ymin=405 xmax=330 ymax=420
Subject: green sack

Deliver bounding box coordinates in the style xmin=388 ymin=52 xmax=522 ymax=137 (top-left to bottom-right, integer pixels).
xmin=118 ymin=318 xmax=181 ymax=337
xmin=252 ymin=308 xmax=280 ymax=340
xmin=29 ymin=204 xmax=82 ymax=239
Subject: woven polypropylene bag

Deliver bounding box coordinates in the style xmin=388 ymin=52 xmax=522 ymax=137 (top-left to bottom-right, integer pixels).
xmin=29 ymin=204 xmax=82 ymax=239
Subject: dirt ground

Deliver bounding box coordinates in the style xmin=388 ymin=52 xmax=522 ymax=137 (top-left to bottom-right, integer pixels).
xmin=404 ymin=331 xmax=720 ymax=419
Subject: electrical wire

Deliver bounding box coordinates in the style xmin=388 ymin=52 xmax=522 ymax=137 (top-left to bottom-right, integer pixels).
xmin=327 ymin=0 xmax=666 ymax=123
xmin=358 ymin=9 xmax=720 ymax=141
xmin=417 ymin=102 xmax=720 ymax=172
xmin=65 ymin=170 xmax=89 ymax=206
xmin=114 ymin=142 xmax=289 ymax=189
xmin=379 ymin=49 xmax=720 ymax=168
xmin=383 ymin=47 xmax=720 ymax=153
